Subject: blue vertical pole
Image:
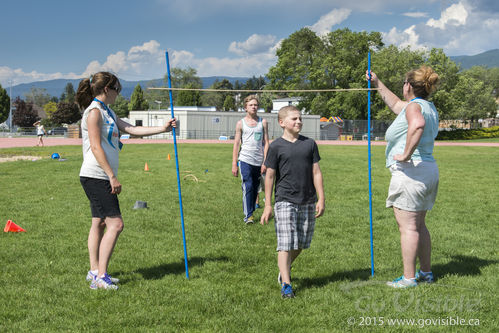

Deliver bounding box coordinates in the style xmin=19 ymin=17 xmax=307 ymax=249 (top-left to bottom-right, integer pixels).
xmin=367 ymin=52 xmax=374 ymax=276
xmin=165 ymin=51 xmax=189 ymax=279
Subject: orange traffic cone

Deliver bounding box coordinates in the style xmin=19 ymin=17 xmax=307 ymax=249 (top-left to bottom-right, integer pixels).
xmin=167 ymin=154 xmax=171 ymax=160
xmin=144 ymin=163 xmax=149 ymax=171
xmin=4 ymin=220 xmax=26 ymax=232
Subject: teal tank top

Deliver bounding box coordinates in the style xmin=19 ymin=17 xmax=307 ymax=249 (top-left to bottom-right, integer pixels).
xmin=385 ymin=98 xmax=439 ymax=167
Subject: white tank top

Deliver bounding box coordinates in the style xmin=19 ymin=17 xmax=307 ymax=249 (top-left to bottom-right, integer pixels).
xmin=36 ymin=125 xmax=45 ymax=135
xmin=79 ymin=100 xmax=120 ymax=180
xmin=238 ymin=117 xmax=264 ymax=166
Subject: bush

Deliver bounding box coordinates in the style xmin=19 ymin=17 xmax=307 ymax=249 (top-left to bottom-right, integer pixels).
xmin=436 ymin=126 xmax=499 ymax=140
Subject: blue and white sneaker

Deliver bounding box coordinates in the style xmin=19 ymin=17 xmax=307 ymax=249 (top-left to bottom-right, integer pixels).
xmin=89 ymin=278 xmax=98 ymax=290
xmin=86 ymin=270 xmax=119 ymax=284
xmin=96 ymin=273 xmax=119 ymax=290
xmin=386 ymin=275 xmax=417 ymax=288
xmin=415 ymin=270 xmax=434 ymax=283
xmin=281 ymin=283 xmax=295 ymax=298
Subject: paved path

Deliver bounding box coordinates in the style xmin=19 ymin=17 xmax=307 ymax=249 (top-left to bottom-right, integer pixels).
xmin=1 ymin=137 xmax=498 ymax=149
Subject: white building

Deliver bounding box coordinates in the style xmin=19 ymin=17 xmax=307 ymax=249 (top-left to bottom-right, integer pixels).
xmin=271 ymin=97 xmax=303 ymax=113
xmin=128 ymin=104 xmax=320 ymax=140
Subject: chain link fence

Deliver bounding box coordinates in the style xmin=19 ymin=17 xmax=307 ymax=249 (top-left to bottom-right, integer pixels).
xmin=1 ymin=121 xmax=393 ymax=141
xmin=320 ymin=120 xmax=392 ymax=141
xmin=0 ymin=127 xmax=69 ymax=137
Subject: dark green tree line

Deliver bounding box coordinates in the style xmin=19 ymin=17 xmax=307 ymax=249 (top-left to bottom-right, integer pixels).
xmin=0 ymin=84 xmax=9 ymax=124
xmin=266 ymin=27 xmax=497 ymax=122
xmin=12 ymin=97 xmax=38 ymax=127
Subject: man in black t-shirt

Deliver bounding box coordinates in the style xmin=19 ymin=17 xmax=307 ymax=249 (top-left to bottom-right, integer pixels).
xmin=261 ymin=106 xmax=325 ymax=298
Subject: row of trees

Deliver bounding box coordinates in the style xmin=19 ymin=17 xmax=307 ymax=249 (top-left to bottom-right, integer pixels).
xmin=0 ymin=82 xmax=154 ymax=127
xmin=1 ymin=27 xmax=497 ymax=126
xmin=0 ymin=83 xmax=81 ymax=127
xmin=135 ymin=28 xmax=498 ymax=122
xmin=108 ymin=70 xmax=270 ymax=118
xmin=266 ymin=28 xmax=498 ymax=121
xmin=140 ymin=69 xmax=270 ymax=114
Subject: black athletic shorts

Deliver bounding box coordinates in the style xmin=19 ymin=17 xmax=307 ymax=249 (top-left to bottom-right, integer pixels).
xmin=80 ymin=176 xmax=121 ymax=218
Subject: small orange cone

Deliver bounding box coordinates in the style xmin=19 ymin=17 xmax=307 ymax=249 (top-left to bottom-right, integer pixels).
xmin=144 ymin=163 xmax=149 ymax=171
xmin=167 ymin=154 xmax=171 ymax=160
xmin=4 ymin=220 xmax=26 ymax=232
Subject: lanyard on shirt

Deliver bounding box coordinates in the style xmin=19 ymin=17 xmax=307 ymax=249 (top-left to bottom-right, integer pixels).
xmin=93 ymin=98 xmax=123 ymax=150
xmin=410 ymin=97 xmax=422 ymax=102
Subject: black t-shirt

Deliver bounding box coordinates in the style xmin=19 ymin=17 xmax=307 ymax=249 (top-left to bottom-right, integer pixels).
xmin=265 ymin=135 xmax=321 ymax=205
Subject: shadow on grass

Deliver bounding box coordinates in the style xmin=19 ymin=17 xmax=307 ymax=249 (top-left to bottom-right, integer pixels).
xmin=433 ymin=255 xmax=498 ymax=278
xmin=296 ymin=268 xmax=372 ymax=291
xmin=136 ymin=256 xmax=230 ymax=280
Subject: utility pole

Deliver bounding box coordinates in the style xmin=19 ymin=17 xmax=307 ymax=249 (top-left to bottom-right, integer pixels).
xmin=155 ymin=100 xmax=162 ymax=110
xmin=9 ymin=79 xmax=13 ymax=132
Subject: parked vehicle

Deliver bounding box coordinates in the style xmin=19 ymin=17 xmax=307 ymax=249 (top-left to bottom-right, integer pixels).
xmin=48 ymin=127 xmax=68 ymax=136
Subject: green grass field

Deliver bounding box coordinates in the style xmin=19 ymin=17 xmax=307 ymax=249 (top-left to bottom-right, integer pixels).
xmin=1 ymin=143 xmax=497 ymax=332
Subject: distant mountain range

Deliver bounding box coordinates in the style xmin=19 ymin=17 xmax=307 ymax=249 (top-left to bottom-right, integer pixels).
xmin=7 ymin=76 xmax=251 ymax=100
xmin=450 ymin=49 xmax=499 ymax=70
xmin=6 ymin=49 xmax=499 ymax=100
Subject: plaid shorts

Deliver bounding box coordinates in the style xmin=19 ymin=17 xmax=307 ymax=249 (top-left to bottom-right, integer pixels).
xmin=274 ymin=201 xmax=316 ymax=251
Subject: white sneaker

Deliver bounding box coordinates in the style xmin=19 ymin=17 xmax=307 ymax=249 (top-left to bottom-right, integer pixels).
xmin=386 ymin=275 xmax=417 ymax=288
xmin=96 ymin=274 xmax=119 ymax=290
xmin=86 ymin=270 xmax=119 ymax=283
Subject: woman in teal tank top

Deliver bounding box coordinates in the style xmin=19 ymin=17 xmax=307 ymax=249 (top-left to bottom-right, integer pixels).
xmin=367 ymin=66 xmax=440 ymax=288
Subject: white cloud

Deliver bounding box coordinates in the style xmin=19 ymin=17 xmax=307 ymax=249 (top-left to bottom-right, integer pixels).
xmin=483 ymin=17 xmax=499 ymax=30
xmin=4 ymin=1 xmax=496 ymax=87
xmin=82 ymin=40 xmax=165 ymax=79
xmin=0 ymin=66 xmax=81 ymax=86
xmin=426 ymin=2 xmax=468 ymax=29
xmin=308 ymin=8 xmax=351 ymax=36
xmin=228 ymin=34 xmax=277 ymax=56
xmin=173 ymin=35 xmax=281 ymax=76
xmin=382 ymin=25 xmax=427 ymax=52
xmin=171 ymin=50 xmax=277 ymax=77
xmin=382 ymin=0 xmax=497 ymax=56
xmin=403 ymin=12 xmax=428 ymax=18
xmin=128 ymin=40 xmax=162 ymax=61
xmin=1 ymin=37 xmax=277 ymax=87
xmin=82 ymin=51 xmax=128 ymax=76
xmin=170 ymin=50 xmax=196 ymax=67
xmin=79 ymin=37 xmax=276 ymax=80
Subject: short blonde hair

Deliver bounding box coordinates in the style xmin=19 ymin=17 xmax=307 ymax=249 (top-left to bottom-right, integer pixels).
xmin=244 ymin=95 xmax=259 ymax=108
xmin=278 ymin=105 xmax=300 ymax=122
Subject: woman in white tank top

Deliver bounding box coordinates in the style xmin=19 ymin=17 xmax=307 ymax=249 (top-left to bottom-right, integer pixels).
xmin=76 ymin=72 xmax=177 ymax=290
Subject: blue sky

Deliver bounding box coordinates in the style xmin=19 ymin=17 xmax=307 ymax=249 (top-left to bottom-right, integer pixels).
xmin=0 ymin=0 xmax=498 ymax=86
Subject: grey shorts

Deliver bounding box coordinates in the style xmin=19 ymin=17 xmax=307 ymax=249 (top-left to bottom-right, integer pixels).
xmin=387 ymin=160 xmax=439 ymax=211
xmin=274 ymin=201 xmax=316 ymax=251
